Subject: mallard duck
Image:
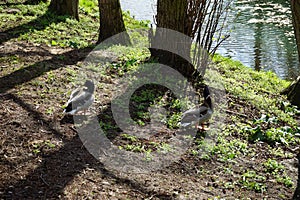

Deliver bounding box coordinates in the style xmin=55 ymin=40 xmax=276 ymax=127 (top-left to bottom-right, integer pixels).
xmin=63 ymin=80 xmax=95 ymax=115
xmin=180 ymin=85 xmax=213 ymax=130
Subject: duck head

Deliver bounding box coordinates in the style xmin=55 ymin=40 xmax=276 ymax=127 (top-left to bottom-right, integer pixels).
xmin=84 ymin=80 xmax=95 ymax=93
xmin=203 ymin=85 xmax=213 ymax=109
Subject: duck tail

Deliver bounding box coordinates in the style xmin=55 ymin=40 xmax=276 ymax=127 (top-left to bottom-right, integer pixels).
xmin=63 ymin=102 xmax=73 ymax=114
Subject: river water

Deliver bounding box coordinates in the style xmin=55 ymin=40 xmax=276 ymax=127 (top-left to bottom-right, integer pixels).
xmin=120 ymin=0 xmax=300 ymax=80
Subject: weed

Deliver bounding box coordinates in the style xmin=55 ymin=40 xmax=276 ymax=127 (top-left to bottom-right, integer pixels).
xmin=158 ymin=143 xmax=172 ymax=153
xmin=125 ymin=144 xmax=145 ymax=152
xmin=276 ymin=174 xmax=293 ymax=188
xmin=46 ymin=107 xmax=54 ymax=115
xmin=212 ymin=138 xmax=248 ymax=162
xmin=240 ymin=170 xmax=267 ymax=193
xmin=263 ymin=158 xmax=284 ymax=174
xmin=121 ymin=133 xmax=137 ymax=142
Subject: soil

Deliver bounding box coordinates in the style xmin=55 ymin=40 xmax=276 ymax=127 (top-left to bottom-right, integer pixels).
xmin=0 ymin=40 xmax=299 ymax=200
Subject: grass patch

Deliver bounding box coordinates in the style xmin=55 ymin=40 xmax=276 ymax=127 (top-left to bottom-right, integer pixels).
xmin=213 ymin=55 xmax=300 ymax=147
xmin=0 ymin=0 xmax=149 ymax=48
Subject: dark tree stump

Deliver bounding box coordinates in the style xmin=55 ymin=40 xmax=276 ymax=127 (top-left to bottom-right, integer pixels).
xmin=282 ymin=76 xmax=300 ymax=108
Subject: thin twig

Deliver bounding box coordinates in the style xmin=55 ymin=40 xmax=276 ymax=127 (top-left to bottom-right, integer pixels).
xmin=40 ymin=174 xmax=50 ymax=186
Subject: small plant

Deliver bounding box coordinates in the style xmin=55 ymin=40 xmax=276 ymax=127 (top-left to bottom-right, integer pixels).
xmin=124 ymin=144 xmax=145 ymax=152
xmin=246 ymin=125 xmax=298 ymax=146
xmin=121 ymin=133 xmax=137 ymax=142
xmin=99 ymin=121 xmax=115 ymax=131
xmin=240 ymin=170 xmax=267 ymax=193
xmin=31 ymin=140 xmax=56 ymax=154
xmin=224 ymin=181 xmax=235 ymax=189
xmin=46 ymin=71 xmax=55 ymax=83
xmin=166 ymin=112 xmax=181 ymax=129
xmin=263 ymin=158 xmax=284 ymax=174
xmin=144 ymin=149 xmax=153 ymax=161
xmin=263 ymin=159 xmax=293 ymax=188
xmin=211 ymin=138 xmax=248 ymax=161
xmin=158 ymin=143 xmax=172 ymax=153
xmin=44 ymin=140 xmax=56 ymax=148
xmin=32 ymin=143 xmax=41 ymax=154
xmin=269 ymin=147 xmax=294 ymax=158
xmin=46 ymin=107 xmax=54 ymax=115
xmin=276 ymin=174 xmax=293 ymax=188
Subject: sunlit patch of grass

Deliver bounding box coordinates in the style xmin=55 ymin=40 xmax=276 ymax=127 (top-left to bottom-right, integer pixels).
xmin=123 ymin=10 xmax=150 ymax=29
xmin=1 ymin=1 xmax=149 ymax=48
xmin=240 ymin=113 xmax=300 ymax=146
xmin=79 ymin=0 xmax=98 ymax=17
xmin=262 ymin=158 xmax=294 ymax=188
xmin=107 ymin=45 xmax=150 ymax=72
xmin=213 ymin=54 xmax=295 ymax=123
xmin=268 ymin=147 xmax=294 ymax=158
xmin=213 ymin=55 xmax=299 ymax=147
xmin=0 ymin=2 xmax=48 ymax=31
xmin=240 ymin=170 xmax=267 ymax=193
xmin=211 ymin=137 xmax=249 ymax=162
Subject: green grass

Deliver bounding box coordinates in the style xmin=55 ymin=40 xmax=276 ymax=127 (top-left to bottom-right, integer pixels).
xmin=0 ymin=0 xmax=149 ymax=48
xmin=212 ymin=55 xmax=299 ymax=146
xmin=240 ymin=170 xmax=267 ymax=193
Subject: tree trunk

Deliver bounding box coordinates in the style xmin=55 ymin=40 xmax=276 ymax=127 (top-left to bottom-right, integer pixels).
xmin=282 ymin=76 xmax=300 ymax=108
xmin=291 ymin=0 xmax=300 ymax=61
xmin=288 ymin=78 xmax=300 ymax=108
xmin=49 ymin=0 xmax=79 ymax=21
xmin=150 ymin=0 xmax=200 ymax=85
xmin=97 ymin=0 xmax=131 ymax=45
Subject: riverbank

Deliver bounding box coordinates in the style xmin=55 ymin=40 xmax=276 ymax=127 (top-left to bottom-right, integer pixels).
xmin=120 ymin=0 xmax=300 ymax=80
xmin=0 ymin=1 xmax=299 ymax=199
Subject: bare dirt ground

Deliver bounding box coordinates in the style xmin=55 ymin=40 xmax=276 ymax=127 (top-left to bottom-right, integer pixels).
xmin=0 ymin=40 xmax=299 ymax=200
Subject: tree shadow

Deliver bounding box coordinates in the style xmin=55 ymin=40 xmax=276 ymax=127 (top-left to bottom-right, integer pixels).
xmin=293 ymin=152 xmax=300 ymax=199
xmin=0 ymin=45 xmax=93 ymax=93
xmin=1 ymin=94 xmax=174 ymax=199
xmin=0 ymin=8 xmax=69 ymax=45
xmin=0 ymin=39 xmax=175 ymax=199
xmin=0 ymin=0 xmax=46 ymax=6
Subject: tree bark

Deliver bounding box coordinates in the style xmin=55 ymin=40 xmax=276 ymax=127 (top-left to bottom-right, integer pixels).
xmin=49 ymin=0 xmax=79 ymax=21
xmin=282 ymin=76 xmax=300 ymax=108
xmin=97 ymin=0 xmax=131 ymax=45
xmin=291 ymin=0 xmax=300 ymax=61
xmin=286 ymin=1 xmax=300 ymax=108
xmin=150 ymin=0 xmax=200 ymax=85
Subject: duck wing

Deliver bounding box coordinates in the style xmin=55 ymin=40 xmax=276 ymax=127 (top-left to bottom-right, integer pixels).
xmin=67 ymin=87 xmax=82 ymax=103
xmin=64 ymin=91 xmax=94 ymax=114
xmin=180 ymin=106 xmax=208 ymax=126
